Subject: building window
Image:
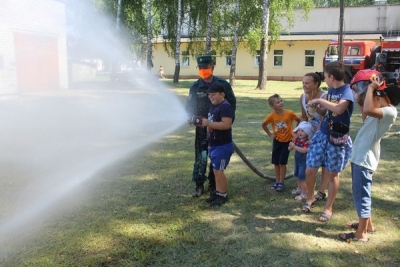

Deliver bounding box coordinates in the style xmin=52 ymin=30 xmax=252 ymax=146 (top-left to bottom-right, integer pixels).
xmin=274 ymin=50 xmax=283 ymax=66
xmin=254 ymin=50 xmax=260 ymax=67
xmin=305 ymin=50 xmax=315 ymax=67
xmin=225 ymin=50 xmax=232 ymax=67
xmin=182 ymin=51 xmax=189 ymax=67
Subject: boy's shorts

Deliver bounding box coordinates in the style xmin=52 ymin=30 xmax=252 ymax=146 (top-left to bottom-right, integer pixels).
xmin=209 ymin=142 xmax=234 ymax=171
xmin=351 ymin=163 xmax=373 ymax=218
xmin=271 ymin=139 xmax=290 ymax=165
xmin=306 ymin=131 xmax=352 ymax=173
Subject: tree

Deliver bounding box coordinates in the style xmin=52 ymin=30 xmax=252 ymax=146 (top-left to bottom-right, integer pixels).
xmin=173 ymin=0 xmax=183 ymax=83
xmin=205 ymin=0 xmax=213 ymax=54
xmin=146 ymin=0 xmax=153 ymax=69
xmin=251 ymin=0 xmax=314 ymax=90
xmin=229 ymin=0 xmax=240 ymax=86
xmin=256 ymin=0 xmax=270 ymax=90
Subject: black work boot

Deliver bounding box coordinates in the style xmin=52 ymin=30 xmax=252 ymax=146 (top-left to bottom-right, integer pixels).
xmin=192 ymin=184 xmax=204 ymax=197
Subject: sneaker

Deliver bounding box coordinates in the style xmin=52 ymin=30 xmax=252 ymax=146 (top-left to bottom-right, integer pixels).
xmin=192 ymin=184 xmax=204 ymax=197
xmin=291 ymin=188 xmax=301 ymax=195
xmin=205 ymin=192 xmax=217 ymax=203
xmin=209 ymin=194 xmax=228 ymax=207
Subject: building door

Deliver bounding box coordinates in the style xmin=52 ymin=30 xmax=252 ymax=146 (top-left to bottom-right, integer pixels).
xmin=14 ymin=32 xmax=59 ymax=92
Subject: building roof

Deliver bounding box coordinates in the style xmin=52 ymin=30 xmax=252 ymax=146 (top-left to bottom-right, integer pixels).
xmin=278 ymin=34 xmax=383 ymax=41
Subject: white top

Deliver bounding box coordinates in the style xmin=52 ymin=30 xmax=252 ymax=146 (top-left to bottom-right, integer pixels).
xmin=350 ymin=106 xmax=397 ymax=171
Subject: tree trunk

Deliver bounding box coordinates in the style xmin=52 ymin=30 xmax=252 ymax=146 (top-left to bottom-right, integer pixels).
xmin=173 ymin=0 xmax=182 ymax=83
xmin=205 ymin=0 xmax=213 ymax=54
xmin=229 ymin=0 xmax=240 ymax=87
xmin=146 ymin=0 xmax=153 ymax=70
xmin=256 ymin=0 xmax=270 ymax=90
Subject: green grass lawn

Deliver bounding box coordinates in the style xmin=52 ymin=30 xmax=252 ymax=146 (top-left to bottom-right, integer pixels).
xmin=2 ymin=79 xmax=400 ymax=267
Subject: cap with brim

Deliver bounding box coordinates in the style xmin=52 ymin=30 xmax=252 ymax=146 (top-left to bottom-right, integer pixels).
xmin=206 ymin=82 xmax=225 ymax=93
xmin=293 ymin=121 xmax=314 ymax=139
xmin=197 ymin=55 xmax=213 ymax=67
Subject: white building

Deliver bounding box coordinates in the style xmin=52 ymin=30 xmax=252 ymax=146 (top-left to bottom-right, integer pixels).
xmin=152 ymin=4 xmax=400 ymax=80
xmin=0 ymin=0 xmax=68 ymax=93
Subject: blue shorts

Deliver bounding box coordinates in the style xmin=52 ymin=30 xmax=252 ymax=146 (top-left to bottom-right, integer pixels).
xmin=209 ymin=142 xmax=234 ymax=171
xmin=306 ymin=131 xmax=352 ymax=173
xmin=271 ymin=139 xmax=290 ymax=165
xmin=351 ymin=163 xmax=373 ymax=218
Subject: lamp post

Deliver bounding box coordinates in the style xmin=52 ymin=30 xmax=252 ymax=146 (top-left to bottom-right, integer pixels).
xmin=338 ymin=0 xmax=344 ymax=62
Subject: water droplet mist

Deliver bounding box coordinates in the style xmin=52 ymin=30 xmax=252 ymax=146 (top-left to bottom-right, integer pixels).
xmin=0 ymin=0 xmax=187 ymax=257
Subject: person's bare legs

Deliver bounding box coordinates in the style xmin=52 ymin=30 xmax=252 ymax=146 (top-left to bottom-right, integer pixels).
xmin=274 ymin=164 xmax=280 ymax=182
xmin=214 ymin=169 xmax=227 ymax=193
xmin=340 ymin=217 xmax=370 ymax=242
xmin=316 ymin=167 xmax=329 ymax=197
xmin=319 ymin=171 xmax=339 ymax=221
xmin=346 ymin=216 xmax=375 ymax=232
xmin=279 ymin=164 xmax=287 ymax=183
xmin=299 ymin=180 xmax=307 ymax=195
xmin=305 ymin=167 xmax=318 ymax=206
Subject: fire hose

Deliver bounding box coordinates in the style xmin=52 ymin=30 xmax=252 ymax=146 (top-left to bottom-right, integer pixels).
xmin=233 ymin=143 xmax=294 ymax=181
xmin=192 ymin=116 xmax=295 ymax=181
xmin=233 ymin=130 xmax=400 ymax=181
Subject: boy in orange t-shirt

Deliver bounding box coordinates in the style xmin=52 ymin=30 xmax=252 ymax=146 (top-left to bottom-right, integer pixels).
xmin=262 ymin=94 xmax=300 ymax=192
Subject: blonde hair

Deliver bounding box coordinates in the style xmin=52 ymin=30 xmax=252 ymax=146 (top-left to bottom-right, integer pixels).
xmin=268 ymin=94 xmax=281 ymax=106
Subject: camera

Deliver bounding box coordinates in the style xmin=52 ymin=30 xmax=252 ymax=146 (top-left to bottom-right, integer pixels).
xmin=192 ymin=116 xmax=204 ymax=126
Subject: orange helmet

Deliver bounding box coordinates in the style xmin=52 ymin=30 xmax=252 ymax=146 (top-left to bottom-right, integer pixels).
xmin=350 ymin=69 xmax=386 ymax=95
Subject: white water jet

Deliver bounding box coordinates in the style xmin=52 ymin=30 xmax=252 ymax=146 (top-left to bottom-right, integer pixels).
xmin=0 ymin=0 xmax=188 ymax=259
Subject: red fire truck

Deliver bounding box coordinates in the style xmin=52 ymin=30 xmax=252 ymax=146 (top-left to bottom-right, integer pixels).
xmin=324 ymin=40 xmax=400 ymax=85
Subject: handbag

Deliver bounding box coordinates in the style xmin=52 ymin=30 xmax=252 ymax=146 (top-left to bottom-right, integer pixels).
xmin=329 ymin=122 xmax=349 ymax=146
xmin=327 ymin=93 xmax=350 ymax=146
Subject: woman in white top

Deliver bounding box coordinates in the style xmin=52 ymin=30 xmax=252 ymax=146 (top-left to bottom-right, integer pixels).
xmin=292 ymin=72 xmax=328 ymax=202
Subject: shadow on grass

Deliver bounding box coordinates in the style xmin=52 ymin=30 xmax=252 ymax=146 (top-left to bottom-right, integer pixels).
xmin=2 ymin=83 xmax=399 ymax=267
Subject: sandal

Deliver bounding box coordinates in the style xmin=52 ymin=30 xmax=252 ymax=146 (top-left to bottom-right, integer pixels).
xmin=302 ymin=202 xmax=313 ymax=213
xmin=347 ymin=222 xmax=376 ymax=233
xmin=339 ymin=232 xmax=369 ymax=243
xmin=269 ymin=182 xmax=278 ymax=190
xmin=319 ymin=211 xmax=332 ymax=222
xmin=276 ymin=183 xmax=285 ymax=192
xmin=295 ymin=194 xmax=307 ymax=200
xmin=291 ymin=188 xmax=301 ymax=195
xmin=314 ymin=191 xmax=326 ymax=201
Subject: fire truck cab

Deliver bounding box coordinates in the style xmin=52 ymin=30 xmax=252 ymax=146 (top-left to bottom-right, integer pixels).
xmin=324 ymin=40 xmax=400 ymax=85
xmin=324 ymin=40 xmax=377 ymax=75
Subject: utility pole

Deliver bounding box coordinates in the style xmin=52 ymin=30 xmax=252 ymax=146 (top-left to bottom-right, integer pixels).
xmin=338 ymin=0 xmax=344 ymax=62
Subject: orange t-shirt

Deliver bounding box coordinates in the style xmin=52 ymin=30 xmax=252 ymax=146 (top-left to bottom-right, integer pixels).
xmin=263 ymin=110 xmax=299 ymax=142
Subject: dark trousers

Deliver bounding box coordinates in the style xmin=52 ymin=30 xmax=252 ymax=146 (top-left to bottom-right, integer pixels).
xmin=192 ymin=126 xmax=215 ymax=186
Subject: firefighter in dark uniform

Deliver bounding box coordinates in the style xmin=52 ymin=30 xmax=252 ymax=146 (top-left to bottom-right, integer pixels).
xmin=186 ymin=55 xmax=236 ymax=197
